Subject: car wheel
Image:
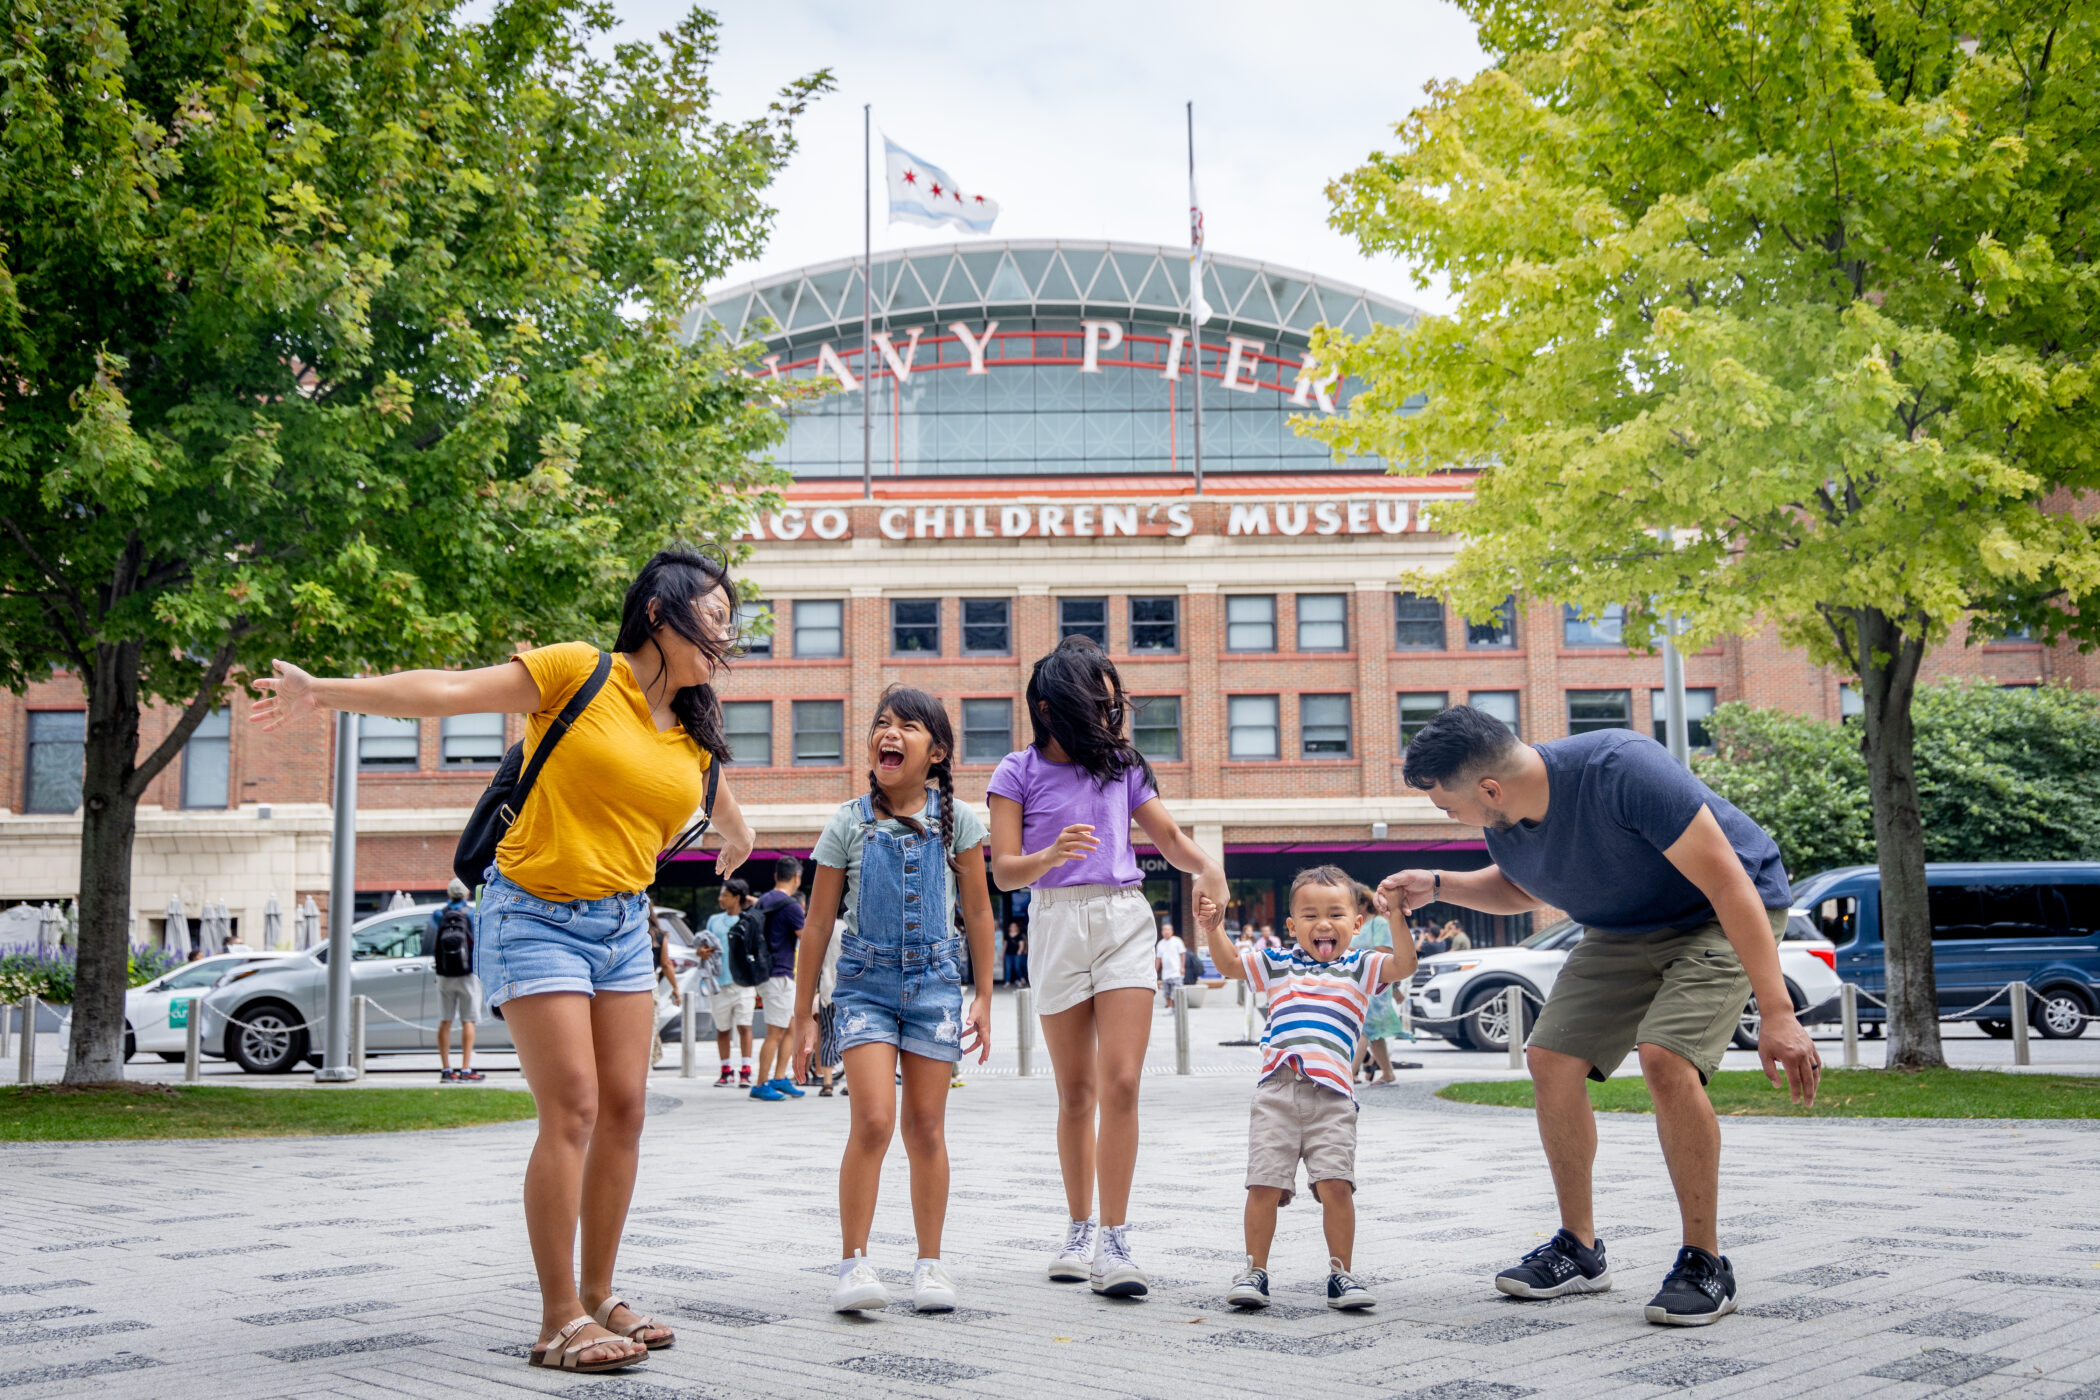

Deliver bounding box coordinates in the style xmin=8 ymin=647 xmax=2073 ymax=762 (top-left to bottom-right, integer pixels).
xmin=123 ymin=1023 xmax=136 ymax=1064
xmin=1460 ymin=985 xmax=1519 ymax=1054
xmin=1731 ymin=996 xmax=1762 ymax=1051
xmin=1978 ymin=1019 xmax=2013 ymax=1039
xmin=225 ymin=1001 xmax=312 ymax=1074
xmin=2034 ymin=986 xmax=2091 ymax=1040
xmin=156 ymin=1051 xmax=186 ymax=1063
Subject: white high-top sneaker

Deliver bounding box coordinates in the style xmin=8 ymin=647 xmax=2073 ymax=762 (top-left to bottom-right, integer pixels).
xmin=1048 ymin=1217 xmax=1096 ymax=1283
xmin=1090 ymin=1223 xmax=1150 ymax=1298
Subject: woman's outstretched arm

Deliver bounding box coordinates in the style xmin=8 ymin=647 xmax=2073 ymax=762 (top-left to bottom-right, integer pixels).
xmin=249 ymin=657 xmax=543 ymax=730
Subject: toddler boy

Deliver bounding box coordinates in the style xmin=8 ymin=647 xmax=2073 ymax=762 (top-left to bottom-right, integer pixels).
xmin=1199 ymin=864 xmax=1416 ymax=1310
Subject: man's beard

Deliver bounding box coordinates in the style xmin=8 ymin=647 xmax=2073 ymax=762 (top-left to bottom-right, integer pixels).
xmin=1483 ymin=807 xmax=1517 ymax=832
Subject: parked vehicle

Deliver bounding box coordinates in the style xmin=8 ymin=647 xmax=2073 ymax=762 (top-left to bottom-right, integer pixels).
xmin=1407 ymin=916 xmax=1845 ymax=1054
xmin=1791 ymin=861 xmax=2100 ymax=1040
xmin=89 ymin=952 xmax=294 ymax=1062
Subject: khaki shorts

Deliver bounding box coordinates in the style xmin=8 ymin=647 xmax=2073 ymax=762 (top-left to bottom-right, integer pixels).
xmin=436 ymin=975 xmax=483 ymax=1024
xmin=709 ymin=983 xmax=755 ymax=1030
xmin=1245 ymin=1062 xmax=1357 ymax=1206
xmin=1529 ymin=910 xmax=1783 ymax=1084
xmin=757 ymin=975 xmax=794 ymax=1029
xmin=1028 ymin=884 xmax=1157 ymax=1016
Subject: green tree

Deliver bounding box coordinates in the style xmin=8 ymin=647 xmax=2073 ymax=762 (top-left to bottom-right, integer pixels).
xmin=1314 ymin=0 xmax=2100 ymax=1068
xmin=1696 ymin=682 xmax=2100 ymax=877
xmin=0 ymin=0 xmax=828 ymax=1084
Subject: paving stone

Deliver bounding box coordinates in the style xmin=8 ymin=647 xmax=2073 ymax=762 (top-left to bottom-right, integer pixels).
xmin=158 ymin=1242 xmax=291 ymax=1259
xmin=1201 ymin=1327 xmax=1379 ymax=1356
xmin=1772 ymin=1264 xmax=1890 ymax=1287
xmin=260 ymin=1332 xmax=438 ymax=1362
xmin=1848 ymin=1236 xmax=1982 ymax=1253
xmin=0 ymin=1282 xmax=88 ymax=1296
xmin=1969 ymin=1270 xmax=2100 ymax=1291
xmin=1863 ymin=1348 xmax=2015 ymax=1384
xmin=663 ymin=1301 xmax=784 ymax=1328
xmin=831 ymin=1354 xmax=992 ymax=1383
xmin=0 ymin=1354 xmax=161 ymax=1389
xmin=1899 ymin=1225 xmax=2026 ymax=1239
xmin=1891 ymin=1310 xmax=2019 ymax=1340
xmin=235 ymin=1300 xmax=398 ymax=1326
xmin=554 ymin=1382 xmax=705 ymax=1400
xmin=0 ymin=1306 xmax=94 ymax=1325
xmin=1739 ymin=1296 xmax=1856 ymax=1322
xmin=626 ymin=1264 xmax=731 ymax=1284
xmin=259 ymin=1264 xmax=396 ymax=1282
xmin=1427 ymin=1318 xmax=1573 ymax=1344
xmin=1385 ymin=1384 xmax=1540 ymax=1400
xmin=0 ymin=1319 xmax=152 ymax=1345
xmin=1611 ymin=1356 xmax=1767 ymax=1387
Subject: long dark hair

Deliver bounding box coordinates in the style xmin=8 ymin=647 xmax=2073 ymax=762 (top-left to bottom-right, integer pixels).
xmin=612 ymin=548 xmax=735 ymax=763
xmin=1024 ymin=635 xmax=1153 ymax=790
xmin=867 ymin=684 xmax=960 ymax=874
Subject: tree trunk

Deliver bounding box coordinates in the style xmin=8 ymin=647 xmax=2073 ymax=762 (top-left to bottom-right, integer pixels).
xmin=1855 ymin=607 xmax=1944 ymax=1071
xmin=64 ymin=639 xmax=145 ymax=1085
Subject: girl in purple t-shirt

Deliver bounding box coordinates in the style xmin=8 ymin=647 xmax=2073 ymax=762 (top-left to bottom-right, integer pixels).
xmin=987 ymin=636 xmax=1227 ymax=1300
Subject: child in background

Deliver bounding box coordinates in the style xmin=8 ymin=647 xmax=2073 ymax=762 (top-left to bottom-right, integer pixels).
xmin=988 ymin=635 xmax=1227 ymax=1298
xmin=697 ymin=878 xmax=755 ymax=1088
xmin=1199 ymin=864 xmax=1416 ymax=1312
xmin=793 ymin=686 xmax=995 ymax=1315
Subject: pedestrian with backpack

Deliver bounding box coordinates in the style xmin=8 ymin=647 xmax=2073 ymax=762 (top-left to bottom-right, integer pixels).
xmin=250 ymin=549 xmax=755 ymax=1375
xmin=698 ymin=878 xmax=757 ymax=1087
xmin=430 ymin=878 xmax=484 ymax=1082
xmin=750 ymin=856 xmax=807 ymax=1101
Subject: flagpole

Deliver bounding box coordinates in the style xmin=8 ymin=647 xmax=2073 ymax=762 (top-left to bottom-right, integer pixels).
xmin=862 ymin=104 xmax=874 ymax=501
xmin=1187 ymin=101 xmax=1204 ymax=498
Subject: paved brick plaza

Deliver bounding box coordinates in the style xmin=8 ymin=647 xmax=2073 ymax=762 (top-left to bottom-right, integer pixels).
xmin=6 ymin=1001 xmax=2100 ymax=1400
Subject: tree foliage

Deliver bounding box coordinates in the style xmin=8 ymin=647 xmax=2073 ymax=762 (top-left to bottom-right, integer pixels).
xmin=1696 ymin=682 xmax=2100 ymax=878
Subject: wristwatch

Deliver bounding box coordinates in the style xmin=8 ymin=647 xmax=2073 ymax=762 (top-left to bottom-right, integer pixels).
xmin=1432 ymin=871 xmax=1440 ymax=902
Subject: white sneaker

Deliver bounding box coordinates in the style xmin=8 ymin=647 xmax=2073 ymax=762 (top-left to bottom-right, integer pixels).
xmin=912 ymin=1260 xmax=958 ymax=1313
xmin=1090 ymin=1223 xmax=1150 ymax=1297
xmin=832 ymin=1254 xmax=893 ymax=1313
xmin=1049 ymin=1218 xmax=1096 ymax=1283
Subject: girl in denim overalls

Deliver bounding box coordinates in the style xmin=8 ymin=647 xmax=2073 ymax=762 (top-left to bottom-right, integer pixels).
xmin=793 ymin=686 xmax=996 ymax=1316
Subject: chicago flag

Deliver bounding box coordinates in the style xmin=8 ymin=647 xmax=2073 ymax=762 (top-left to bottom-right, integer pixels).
xmin=885 ymin=138 xmax=1000 ymax=234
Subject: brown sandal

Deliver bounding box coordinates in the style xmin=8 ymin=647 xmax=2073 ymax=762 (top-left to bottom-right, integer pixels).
xmin=528 ymin=1315 xmax=647 ymax=1372
xmin=593 ymin=1295 xmax=674 ymax=1350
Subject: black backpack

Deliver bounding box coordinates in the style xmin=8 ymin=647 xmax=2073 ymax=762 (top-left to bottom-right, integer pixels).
xmin=726 ymin=907 xmax=770 ymax=988
xmin=433 ymin=906 xmax=475 ymax=978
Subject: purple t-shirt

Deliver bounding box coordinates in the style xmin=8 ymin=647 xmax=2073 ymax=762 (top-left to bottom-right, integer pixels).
xmin=987 ymin=746 xmax=1158 ymax=889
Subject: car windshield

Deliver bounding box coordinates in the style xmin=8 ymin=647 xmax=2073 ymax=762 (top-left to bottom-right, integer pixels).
xmin=160 ymin=960 xmax=234 ymax=990
xmin=1520 ymin=919 xmax=1577 ymax=949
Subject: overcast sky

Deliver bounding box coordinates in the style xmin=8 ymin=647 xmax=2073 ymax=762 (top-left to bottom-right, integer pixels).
xmin=602 ymin=1 xmax=1491 ymax=314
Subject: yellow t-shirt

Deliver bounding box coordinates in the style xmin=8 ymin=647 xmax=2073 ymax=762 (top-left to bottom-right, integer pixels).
xmin=494 ymin=641 xmax=712 ymax=902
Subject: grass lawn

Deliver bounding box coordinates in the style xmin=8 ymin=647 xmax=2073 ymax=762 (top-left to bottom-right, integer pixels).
xmin=0 ymin=1083 xmax=538 ymax=1140
xmin=1437 ymin=1068 xmax=2100 ymax=1119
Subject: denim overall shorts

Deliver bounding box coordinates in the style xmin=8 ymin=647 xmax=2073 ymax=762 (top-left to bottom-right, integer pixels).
xmin=830 ymin=790 xmax=967 ymax=1063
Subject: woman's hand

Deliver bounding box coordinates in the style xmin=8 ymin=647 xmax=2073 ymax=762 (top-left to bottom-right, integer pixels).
xmin=962 ymin=993 xmax=992 ymax=1064
xmin=248 ymin=659 xmax=323 ymax=731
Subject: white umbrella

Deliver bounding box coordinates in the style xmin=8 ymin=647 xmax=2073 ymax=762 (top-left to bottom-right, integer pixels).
xmin=195 ymin=900 xmax=220 ymax=956
xmin=262 ymin=894 xmax=283 ymax=951
xmin=299 ymin=897 xmax=321 ymax=949
xmin=164 ymin=896 xmax=191 ymax=957
xmin=35 ymin=903 xmax=57 ymax=955
xmin=387 ymin=890 xmax=414 ymax=912
xmin=61 ymin=900 xmax=78 ymax=950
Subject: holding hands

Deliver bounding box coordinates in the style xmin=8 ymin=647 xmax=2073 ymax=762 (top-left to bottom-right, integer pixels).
xmin=1375 ymin=869 xmax=1436 ymax=920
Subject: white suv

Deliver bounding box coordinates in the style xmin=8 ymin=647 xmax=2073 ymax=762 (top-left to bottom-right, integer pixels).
xmin=1407 ymin=914 xmax=1845 ymax=1053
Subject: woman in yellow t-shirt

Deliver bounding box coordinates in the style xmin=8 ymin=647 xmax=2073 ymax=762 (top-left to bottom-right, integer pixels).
xmin=251 ymin=549 xmax=754 ymax=1374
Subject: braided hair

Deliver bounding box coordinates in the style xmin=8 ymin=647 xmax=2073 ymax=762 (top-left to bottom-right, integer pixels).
xmin=866 ymin=684 xmax=961 ymax=873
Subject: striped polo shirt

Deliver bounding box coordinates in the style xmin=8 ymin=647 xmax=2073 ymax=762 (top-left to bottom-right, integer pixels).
xmin=1241 ymin=945 xmax=1388 ymax=1101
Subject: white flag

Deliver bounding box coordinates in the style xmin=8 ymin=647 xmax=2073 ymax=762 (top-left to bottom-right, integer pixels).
xmin=1188 ymin=179 xmax=1213 ymax=325
xmin=886 ymin=138 xmax=999 ymax=234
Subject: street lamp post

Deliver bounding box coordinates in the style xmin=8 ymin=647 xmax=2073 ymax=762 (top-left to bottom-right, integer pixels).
xmin=315 ymin=711 xmax=359 ymax=1082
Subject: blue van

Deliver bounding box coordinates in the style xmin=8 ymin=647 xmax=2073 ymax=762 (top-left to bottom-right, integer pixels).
xmin=1790 ymin=861 xmax=2100 ymax=1039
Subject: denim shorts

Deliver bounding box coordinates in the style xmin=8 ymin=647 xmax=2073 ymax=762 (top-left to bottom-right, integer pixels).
xmin=476 ymin=867 xmax=655 ymax=1009
xmin=831 ymin=931 xmax=968 ymax=1063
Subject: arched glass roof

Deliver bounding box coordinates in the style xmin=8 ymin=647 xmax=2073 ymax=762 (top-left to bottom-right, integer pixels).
xmin=687 ymin=240 xmax=1423 ymax=351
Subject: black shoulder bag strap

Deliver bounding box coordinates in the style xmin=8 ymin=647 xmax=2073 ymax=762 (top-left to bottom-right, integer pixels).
xmin=505 ymin=650 xmax=613 ymax=824
xmin=657 ymin=753 xmax=722 ymax=871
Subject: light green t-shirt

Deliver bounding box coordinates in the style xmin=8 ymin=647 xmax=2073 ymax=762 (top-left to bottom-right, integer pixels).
xmin=810 ymin=792 xmax=988 ymax=998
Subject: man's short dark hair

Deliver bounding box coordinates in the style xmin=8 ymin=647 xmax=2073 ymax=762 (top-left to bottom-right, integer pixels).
xmin=721 ymin=876 xmax=751 ymax=902
xmin=773 ymin=855 xmax=803 ymax=885
xmin=1400 ymin=704 xmax=1521 ymax=791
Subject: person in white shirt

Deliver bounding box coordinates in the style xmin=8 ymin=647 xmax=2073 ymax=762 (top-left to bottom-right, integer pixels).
xmin=1156 ymin=926 xmax=1188 ymax=1010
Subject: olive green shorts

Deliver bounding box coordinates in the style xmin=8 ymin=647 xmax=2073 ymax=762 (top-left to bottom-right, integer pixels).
xmin=1528 ymin=910 xmax=1784 ymax=1084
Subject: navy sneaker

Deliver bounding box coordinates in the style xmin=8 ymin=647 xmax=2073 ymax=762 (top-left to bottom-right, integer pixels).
xmin=1495 ymin=1229 xmax=1611 ymax=1299
xmin=1226 ymin=1258 xmax=1270 ymax=1309
xmin=1326 ymin=1258 xmax=1375 ymax=1311
xmin=1645 ymin=1246 xmax=1736 ymax=1326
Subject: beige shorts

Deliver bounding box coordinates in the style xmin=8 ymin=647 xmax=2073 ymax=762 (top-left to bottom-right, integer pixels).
xmin=1028 ymin=884 xmax=1157 ymax=1016
xmin=435 ymin=975 xmax=483 ymax=1024
xmin=709 ymin=983 xmax=755 ymax=1030
xmin=1246 ymin=1062 xmax=1358 ymax=1206
xmin=757 ymin=975 xmax=794 ymax=1029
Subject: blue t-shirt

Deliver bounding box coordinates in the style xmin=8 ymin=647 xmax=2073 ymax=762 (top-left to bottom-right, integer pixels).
xmin=1483 ymin=730 xmax=1788 ymax=936
xmin=698 ymin=911 xmax=736 ymax=989
xmin=755 ymin=889 xmax=806 ymax=979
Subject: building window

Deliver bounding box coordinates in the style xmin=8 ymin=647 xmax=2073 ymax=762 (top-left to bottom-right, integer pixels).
xmin=1300 ymin=694 xmax=1352 ymax=757
xmin=722 ymin=701 xmax=773 ymax=767
xmin=1297 ymin=594 xmax=1348 ymax=651
xmin=1059 ymin=596 xmax=1108 ymax=647
xmin=358 ymin=716 xmax=420 ymax=770
xmin=1398 ymin=692 xmax=1448 ymax=748
xmin=1465 ymin=596 xmax=1518 ymax=649
xmin=440 ymin=713 xmax=506 ymax=769
xmin=24 ymin=711 xmax=85 ymax=813
xmin=737 ymin=599 xmax=773 ymax=658
xmin=792 ymin=700 xmax=845 ymax=766
xmin=962 ymin=698 xmax=1013 ymax=764
xmin=1469 ymin=690 xmax=1521 ymax=738
xmin=1567 ymin=689 xmax=1633 ymax=735
xmin=1130 ymin=596 xmax=1180 ymax=652
xmin=1133 ymin=696 xmax=1181 ymax=761
xmin=178 ymin=708 xmax=232 ymax=809
xmin=962 ymin=598 xmax=1011 ymax=656
xmin=1394 ymin=593 xmax=1445 ymax=650
xmin=1228 ymin=695 xmax=1280 ymax=760
xmin=793 ymin=599 xmax=843 ymax=658
xmin=1651 ymin=688 xmax=1717 ymax=751
xmin=1839 ymin=683 xmax=1863 ymax=721
xmin=891 ymin=599 xmax=940 ymax=655
xmin=1225 ymin=595 xmax=1276 ymax=651
xmin=1563 ymin=603 xmax=1626 ymax=648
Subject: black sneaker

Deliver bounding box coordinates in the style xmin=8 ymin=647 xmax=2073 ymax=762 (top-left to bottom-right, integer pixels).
xmin=1226 ymin=1258 xmax=1270 ymax=1309
xmin=1644 ymin=1246 xmax=1737 ymax=1325
xmin=1495 ymin=1229 xmax=1611 ymax=1299
xmin=1326 ymin=1258 xmax=1375 ymax=1311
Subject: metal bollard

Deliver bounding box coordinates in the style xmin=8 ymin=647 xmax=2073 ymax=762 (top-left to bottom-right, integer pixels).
xmin=1506 ymin=985 xmax=1527 ymax=1070
xmin=1841 ymin=984 xmax=1859 ymax=1069
xmin=0 ymin=992 xmax=11 ymax=1063
xmin=17 ymin=994 xmax=36 ymax=1083
xmin=184 ymin=1000 xmax=202 ymax=1083
xmin=350 ymin=995 xmax=368 ymax=1080
xmin=680 ymin=988 xmax=697 ymax=1079
xmin=2009 ymin=981 xmax=2031 ymax=1067
xmin=1016 ymin=987 xmax=1035 ymax=1078
xmin=1173 ymin=982 xmax=1191 ymax=1075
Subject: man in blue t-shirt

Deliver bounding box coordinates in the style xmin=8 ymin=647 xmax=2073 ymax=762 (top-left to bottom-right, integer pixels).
xmin=749 ymin=855 xmax=806 ymax=1101
xmin=1379 ymin=706 xmax=1820 ymax=1329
